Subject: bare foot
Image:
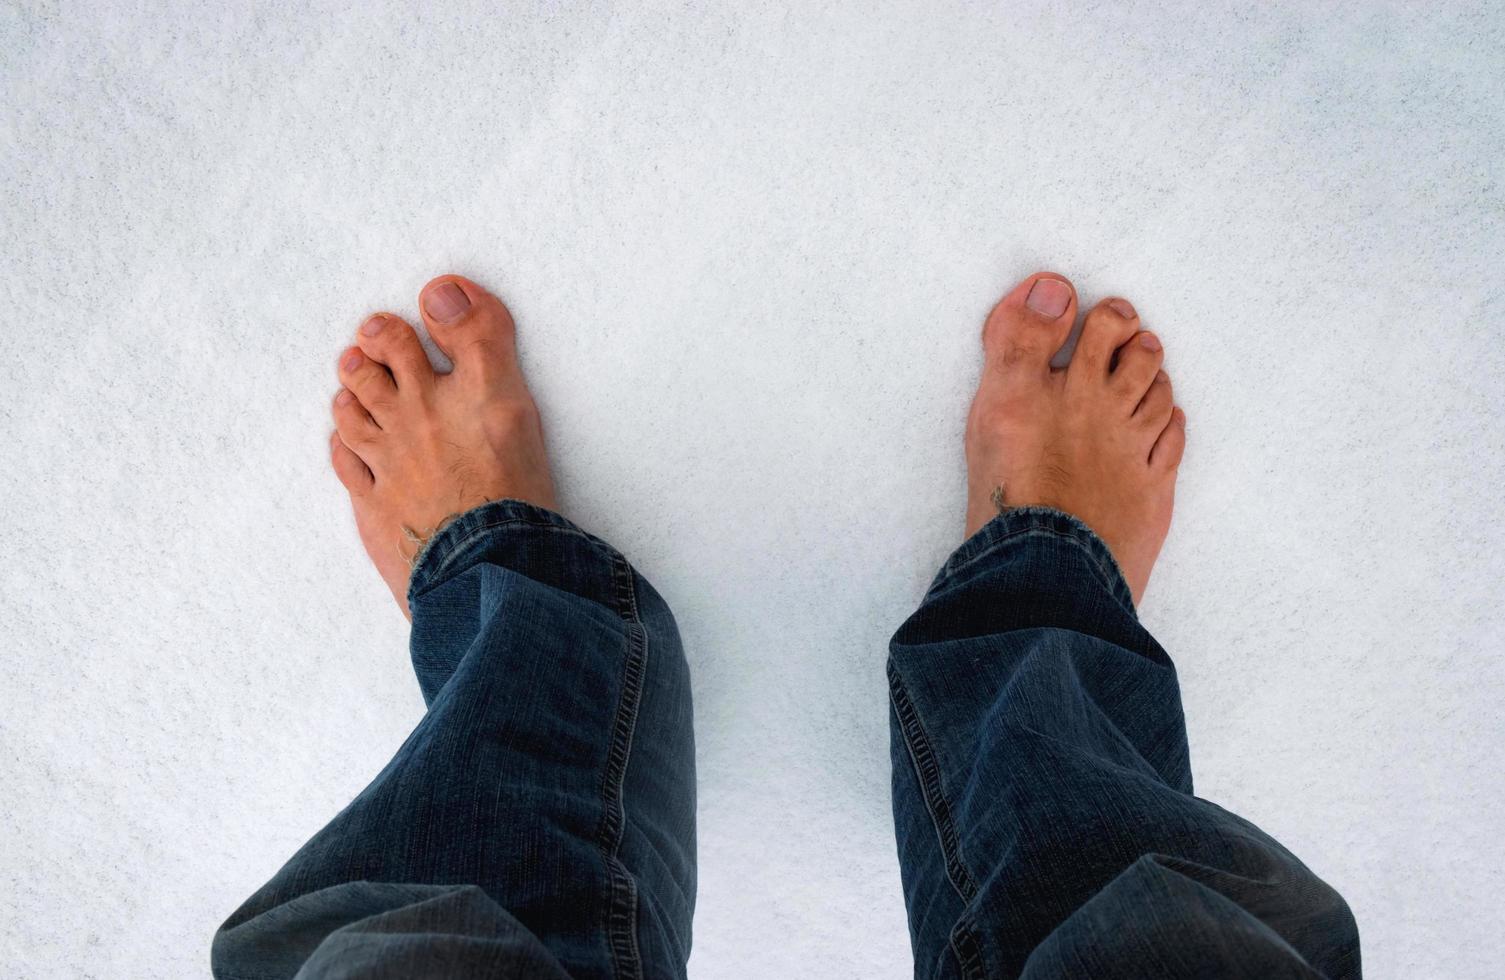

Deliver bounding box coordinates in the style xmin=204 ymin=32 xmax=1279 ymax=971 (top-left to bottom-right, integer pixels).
xmin=964 ymin=272 xmax=1187 ymax=605
xmin=329 ymin=275 xmax=557 ymax=618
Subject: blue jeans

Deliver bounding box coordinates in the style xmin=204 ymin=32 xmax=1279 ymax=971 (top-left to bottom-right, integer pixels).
xmin=214 ymin=501 xmax=1359 ymax=978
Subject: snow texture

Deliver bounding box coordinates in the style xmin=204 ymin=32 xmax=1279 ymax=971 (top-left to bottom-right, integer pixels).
xmin=2 ymin=2 xmax=1503 ymax=977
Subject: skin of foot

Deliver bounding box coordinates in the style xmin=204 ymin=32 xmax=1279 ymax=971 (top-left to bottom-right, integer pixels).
xmin=964 ymin=271 xmax=1187 ymax=605
xmin=329 ymin=275 xmax=557 ymax=618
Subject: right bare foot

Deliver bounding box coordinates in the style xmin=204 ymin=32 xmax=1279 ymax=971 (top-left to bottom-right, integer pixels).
xmin=329 ymin=275 xmax=557 ymax=618
xmin=964 ymin=272 xmax=1187 ymax=605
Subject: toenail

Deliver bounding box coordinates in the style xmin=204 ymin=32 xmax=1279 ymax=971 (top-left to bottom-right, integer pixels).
xmin=335 ymin=389 xmax=353 ymax=406
xmin=1108 ymin=298 xmax=1136 ymax=319
xmin=342 ymin=349 xmax=363 ymax=371
xmin=1025 ymin=278 xmax=1071 ymax=318
xmin=1139 ymin=333 xmax=1162 ymax=352
xmin=424 ymin=282 xmax=471 ymax=322
xmin=360 ymin=315 xmax=387 ymax=336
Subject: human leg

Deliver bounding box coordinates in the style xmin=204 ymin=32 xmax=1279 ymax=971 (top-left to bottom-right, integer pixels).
xmin=888 ymin=273 xmax=1358 ymax=978
xmin=213 ymin=277 xmax=695 ymax=980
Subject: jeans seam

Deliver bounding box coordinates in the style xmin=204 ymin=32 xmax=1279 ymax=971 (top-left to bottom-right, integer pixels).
xmin=598 ymin=550 xmax=647 ymax=980
xmin=947 ymin=916 xmax=987 ymax=980
xmin=889 ymin=661 xmax=986 ymax=978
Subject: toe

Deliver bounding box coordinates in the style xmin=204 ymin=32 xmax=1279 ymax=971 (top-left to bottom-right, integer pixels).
xmin=329 ymin=430 xmax=373 ymax=494
xmin=332 ymin=387 xmax=381 ymax=454
xmin=1135 ymin=370 xmax=1174 ymax=432
xmin=1151 ymin=407 xmax=1187 ymax=469
xmin=981 ymin=272 xmax=1077 ymax=376
xmin=1111 ymin=330 xmax=1165 ymax=407
xmin=1071 ymin=297 xmax=1141 ymax=379
xmin=337 ymin=346 xmax=399 ymax=420
xmin=419 ymin=275 xmax=519 ymax=387
xmin=356 ymin=314 xmax=434 ymax=394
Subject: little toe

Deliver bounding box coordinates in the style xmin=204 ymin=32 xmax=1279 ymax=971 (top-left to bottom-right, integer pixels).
xmin=1111 ymin=330 xmax=1165 ymax=407
xmin=1135 ymin=370 xmax=1174 ymax=432
xmin=329 ymin=430 xmax=373 ymax=494
xmin=356 ymin=314 xmax=434 ymax=394
xmin=332 ymin=387 xmax=381 ymax=454
xmin=981 ymin=272 xmax=1078 ymax=376
xmin=337 ymin=346 xmax=398 ymax=420
xmin=419 ymin=275 xmax=519 ymax=387
xmin=1151 ymin=407 xmax=1187 ymax=469
xmin=1071 ymin=297 xmax=1141 ymax=379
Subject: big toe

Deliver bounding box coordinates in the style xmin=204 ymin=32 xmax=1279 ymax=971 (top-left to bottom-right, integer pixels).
xmin=419 ymin=275 xmax=519 ymax=386
xmin=981 ymin=272 xmax=1077 ymax=376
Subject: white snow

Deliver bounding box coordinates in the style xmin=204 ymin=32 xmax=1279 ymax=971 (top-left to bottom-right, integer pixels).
xmin=2 ymin=2 xmax=1502 ymax=977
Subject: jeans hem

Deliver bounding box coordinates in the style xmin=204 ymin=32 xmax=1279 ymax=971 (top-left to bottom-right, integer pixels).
xmin=406 ymin=499 xmax=603 ymax=603
xmin=929 ymin=506 xmax=1137 ymax=612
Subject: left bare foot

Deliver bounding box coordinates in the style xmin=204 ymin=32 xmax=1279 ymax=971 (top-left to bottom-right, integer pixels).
xmin=329 ymin=274 xmax=557 ymax=618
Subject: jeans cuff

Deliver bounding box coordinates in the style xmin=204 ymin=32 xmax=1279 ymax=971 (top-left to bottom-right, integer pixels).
xmin=406 ymin=498 xmax=602 ymax=605
xmin=929 ymin=506 xmax=1137 ymax=612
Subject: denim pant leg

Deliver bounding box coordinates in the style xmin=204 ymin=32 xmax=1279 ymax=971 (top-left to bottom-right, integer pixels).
xmin=888 ymin=508 xmax=1360 ymax=979
xmin=213 ymin=500 xmax=696 ymax=980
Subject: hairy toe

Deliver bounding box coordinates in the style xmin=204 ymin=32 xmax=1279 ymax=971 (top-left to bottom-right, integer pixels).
xmin=329 ymin=430 xmax=373 ymax=494
xmin=419 ymin=275 xmax=520 ymax=388
xmin=356 ymin=314 xmax=434 ymax=394
xmin=1135 ymin=370 xmax=1175 ymax=435
xmin=1151 ymin=407 xmax=1187 ymax=469
xmin=1112 ymin=330 xmax=1165 ymax=407
xmin=982 ymin=272 xmax=1077 ymax=376
xmin=337 ymin=347 xmax=398 ymax=420
xmin=1071 ymin=298 xmax=1140 ymax=379
xmin=332 ymin=388 xmax=381 ymax=457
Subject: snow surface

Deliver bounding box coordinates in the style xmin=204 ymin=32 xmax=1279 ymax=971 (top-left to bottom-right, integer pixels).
xmin=3 ymin=2 xmax=1502 ymax=977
